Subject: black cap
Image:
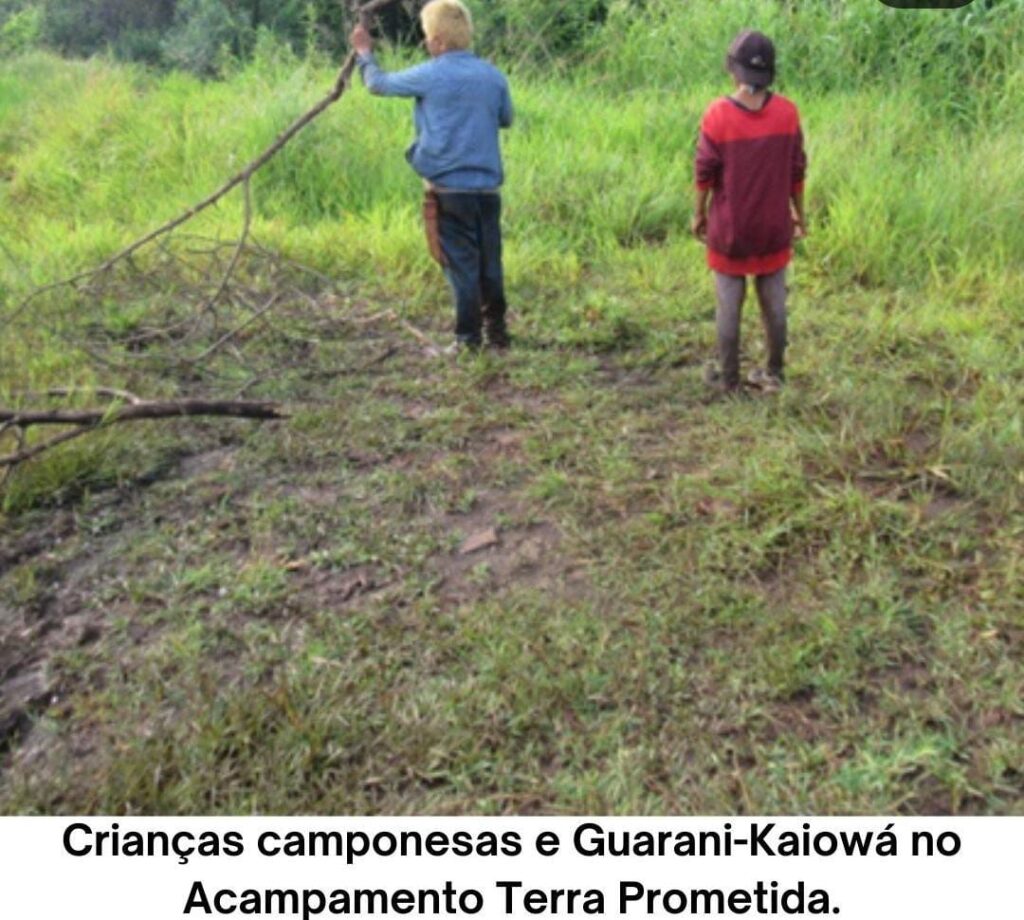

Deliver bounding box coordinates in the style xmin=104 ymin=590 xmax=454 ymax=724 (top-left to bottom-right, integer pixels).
xmin=726 ymin=30 xmax=775 ymax=89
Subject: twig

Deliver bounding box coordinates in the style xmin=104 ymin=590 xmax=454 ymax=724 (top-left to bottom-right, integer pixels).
xmin=0 ymin=418 xmax=26 ymax=487
xmin=188 ymin=291 xmax=282 ymax=364
xmin=373 ymin=309 xmax=442 ymax=356
xmin=120 ymin=315 xmax=199 ymax=347
xmin=359 ymin=345 xmax=399 ymax=369
xmin=200 ymin=175 xmax=252 ymax=316
xmin=0 ymin=435 xmax=22 ymax=486
xmin=398 ymin=319 xmax=441 ymax=357
xmin=0 ymin=425 xmax=97 ymax=469
xmin=351 ymin=309 xmax=397 ymax=326
xmin=233 ymin=337 xmax=399 ymax=398
xmin=233 ymin=373 xmax=275 ymax=399
xmin=14 ymin=387 xmax=144 ymax=405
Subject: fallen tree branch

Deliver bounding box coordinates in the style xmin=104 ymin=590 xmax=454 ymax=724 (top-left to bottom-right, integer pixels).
xmin=1 ymin=399 xmax=287 ymax=428
xmin=0 ymin=398 xmax=287 ymax=469
xmin=10 ymin=0 xmax=405 ymax=320
xmin=1 ymin=0 xmax=415 ymax=481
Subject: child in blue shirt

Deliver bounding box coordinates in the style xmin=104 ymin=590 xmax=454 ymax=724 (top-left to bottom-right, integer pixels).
xmin=352 ymin=0 xmax=513 ymax=350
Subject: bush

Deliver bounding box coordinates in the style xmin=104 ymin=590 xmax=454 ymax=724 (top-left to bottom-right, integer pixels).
xmin=0 ymin=5 xmax=41 ymax=55
xmin=111 ymin=28 xmax=165 ymax=66
xmin=466 ymin=0 xmax=615 ymax=65
xmin=161 ymin=0 xmax=250 ymax=76
xmin=39 ymin=0 xmax=176 ymax=58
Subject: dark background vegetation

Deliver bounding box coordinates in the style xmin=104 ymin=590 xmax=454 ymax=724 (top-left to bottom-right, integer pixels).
xmin=0 ymin=0 xmax=1017 ymax=101
xmin=0 ymin=0 xmax=618 ymax=73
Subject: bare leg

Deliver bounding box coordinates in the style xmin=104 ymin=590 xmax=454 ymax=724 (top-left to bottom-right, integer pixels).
xmin=713 ymin=271 xmax=747 ymax=389
xmin=753 ymin=268 xmax=787 ymax=380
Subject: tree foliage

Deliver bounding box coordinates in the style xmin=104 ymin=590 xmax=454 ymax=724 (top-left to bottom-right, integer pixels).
xmin=0 ymin=0 xmax=626 ymax=72
xmin=0 ymin=0 xmax=1020 ymax=87
xmin=0 ymin=0 xmax=423 ymax=70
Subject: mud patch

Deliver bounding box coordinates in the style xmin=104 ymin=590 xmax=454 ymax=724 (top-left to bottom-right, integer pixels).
xmin=0 ymin=664 xmax=54 ymax=748
xmin=432 ymin=490 xmax=570 ymax=606
xmin=293 ymin=565 xmax=380 ymax=611
xmin=0 ymin=511 xmax=76 ymax=576
xmin=179 ymin=447 xmax=237 ymax=479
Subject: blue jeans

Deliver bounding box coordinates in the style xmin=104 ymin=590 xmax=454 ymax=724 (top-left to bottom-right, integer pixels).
xmin=436 ymin=192 xmax=508 ymax=346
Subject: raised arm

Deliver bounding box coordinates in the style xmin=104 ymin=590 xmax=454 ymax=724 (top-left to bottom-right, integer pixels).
xmin=350 ymin=24 xmax=433 ymax=98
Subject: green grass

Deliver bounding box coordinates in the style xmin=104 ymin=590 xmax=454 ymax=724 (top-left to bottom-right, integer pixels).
xmin=0 ymin=0 xmax=1022 ymax=814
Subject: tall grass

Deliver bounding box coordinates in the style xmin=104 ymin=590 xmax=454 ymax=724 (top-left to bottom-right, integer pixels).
xmin=589 ymin=0 xmax=1024 ymax=103
xmin=2 ymin=11 xmax=1024 ymax=302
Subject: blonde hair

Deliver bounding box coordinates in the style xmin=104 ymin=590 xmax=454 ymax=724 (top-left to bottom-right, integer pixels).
xmin=421 ymin=0 xmax=473 ymax=51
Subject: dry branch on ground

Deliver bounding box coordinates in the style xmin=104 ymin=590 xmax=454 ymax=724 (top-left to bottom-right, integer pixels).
xmin=0 ymin=398 xmax=286 ymax=470
xmin=11 ymin=0 xmax=403 ymax=323
xmin=2 ymin=0 xmax=405 ymax=482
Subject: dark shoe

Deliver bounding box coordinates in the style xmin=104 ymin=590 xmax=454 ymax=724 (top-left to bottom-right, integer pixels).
xmin=485 ymin=326 xmax=511 ymax=350
xmin=703 ymin=362 xmax=740 ymax=394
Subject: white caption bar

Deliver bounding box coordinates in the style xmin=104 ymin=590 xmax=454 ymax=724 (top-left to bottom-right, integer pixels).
xmin=1 ymin=817 xmax=1020 ymax=918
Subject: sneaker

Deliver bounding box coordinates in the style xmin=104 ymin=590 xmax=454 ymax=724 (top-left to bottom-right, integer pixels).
xmin=746 ymin=368 xmax=783 ymax=392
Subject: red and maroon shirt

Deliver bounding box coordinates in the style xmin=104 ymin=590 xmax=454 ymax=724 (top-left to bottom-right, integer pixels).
xmin=695 ymin=93 xmax=807 ymax=276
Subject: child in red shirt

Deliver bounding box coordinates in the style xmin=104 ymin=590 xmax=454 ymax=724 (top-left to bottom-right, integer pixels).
xmin=692 ymin=31 xmax=807 ymax=392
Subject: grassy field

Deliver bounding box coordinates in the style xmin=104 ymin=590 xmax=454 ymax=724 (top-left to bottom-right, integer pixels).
xmin=1 ymin=0 xmax=1022 ymax=813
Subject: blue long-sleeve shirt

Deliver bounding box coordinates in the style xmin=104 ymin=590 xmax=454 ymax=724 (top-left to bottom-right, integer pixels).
xmin=357 ymin=50 xmax=512 ymax=191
